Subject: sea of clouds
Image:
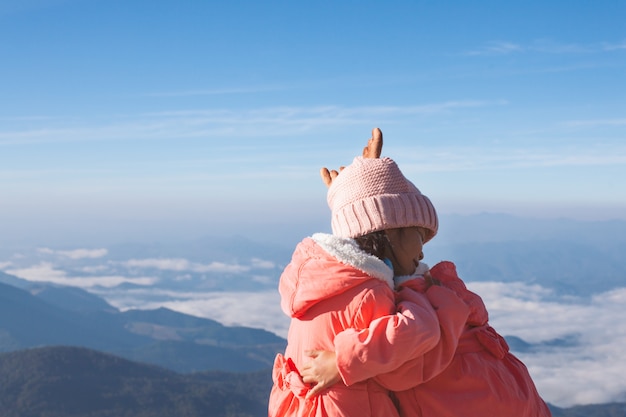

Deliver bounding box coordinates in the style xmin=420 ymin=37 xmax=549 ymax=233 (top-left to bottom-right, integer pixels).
xmin=2 ymin=246 xmax=625 ymax=408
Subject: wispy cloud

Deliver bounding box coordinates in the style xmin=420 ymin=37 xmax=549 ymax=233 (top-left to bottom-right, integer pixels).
xmin=79 ymin=265 xmax=110 ymax=273
xmin=6 ymin=262 xmax=156 ymax=288
xmin=251 ymin=258 xmax=276 ymax=269
xmin=123 ymin=258 xmax=251 ymax=274
xmin=0 ymin=101 xmax=502 ymax=146
xmin=465 ymin=41 xmax=525 ymax=55
xmin=144 ymin=85 xmax=285 ymax=97
xmin=38 ymin=247 xmax=109 ymax=259
xmin=398 ymin=144 xmax=626 ymax=173
xmin=603 ymin=40 xmax=626 ymax=51
xmin=561 ymin=118 xmax=626 ymax=128
xmin=465 ymin=39 xmax=626 ymax=56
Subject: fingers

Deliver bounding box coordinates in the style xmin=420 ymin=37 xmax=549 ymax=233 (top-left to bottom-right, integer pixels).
xmin=305 ymin=350 xmax=320 ymax=358
xmin=320 ymin=168 xmax=340 ymax=188
xmin=300 ymin=350 xmax=320 ymax=379
xmin=306 ymin=382 xmax=325 ymax=400
xmin=422 ymin=272 xmax=436 ymax=286
xmin=362 ymin=127 xmax=383 ymax=159
xmin=301 ymin=349 xmax=326 ymax=399
xmin=301 ymin=349 xmax=343 ymax=400
xmin=320 ymin=168 xmax=332 ymax=187
xmin=321 ymin=126 xmax=382 ymax=188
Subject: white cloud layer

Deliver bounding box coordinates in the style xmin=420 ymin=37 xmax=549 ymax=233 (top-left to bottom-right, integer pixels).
xmin=6 ymin=262 xmax=156 ymax=288
xmin=5 ymin=253 xmax=625 ymax=408
xmin=251 ymin=258 xmax=276 ymax=269
xmin=99 ymin=280 xmax=626 ymax=407
xmin=123 ymin=258 xmax=251 ymax=273
xmin=103 ymin=288 xmax=289 ymax=337
xmin=467 ymin=281 xmax=626 ymax=407
xmin=38 ymin=247 xmax=109 ymax=259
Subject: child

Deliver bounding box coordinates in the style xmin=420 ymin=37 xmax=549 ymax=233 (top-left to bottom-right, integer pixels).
xmin=300 ymin=129 xmax=552 ymax=417
xmin=268 ymin=129 xmax=470 ymax=417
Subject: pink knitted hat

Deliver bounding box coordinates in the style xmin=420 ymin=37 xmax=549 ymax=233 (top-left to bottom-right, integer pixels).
xmin=327 ymin=156 xmax=438 ymax=242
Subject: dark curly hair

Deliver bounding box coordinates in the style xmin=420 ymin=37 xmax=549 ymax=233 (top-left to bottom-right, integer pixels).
xmin=354 ymin=230 xmax=389 ymax=260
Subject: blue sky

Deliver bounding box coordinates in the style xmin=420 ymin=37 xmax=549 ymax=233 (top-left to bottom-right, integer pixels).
xmin=1 ymin=0 xmax=625 ymax=246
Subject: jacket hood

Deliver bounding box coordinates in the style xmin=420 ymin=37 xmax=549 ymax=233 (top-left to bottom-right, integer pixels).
xmin=279 ymin=233 xmax=394 ymax=318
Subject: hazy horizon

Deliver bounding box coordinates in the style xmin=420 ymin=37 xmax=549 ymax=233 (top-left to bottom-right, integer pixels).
xmin=1 ymin=1 xmax=625 ymax=248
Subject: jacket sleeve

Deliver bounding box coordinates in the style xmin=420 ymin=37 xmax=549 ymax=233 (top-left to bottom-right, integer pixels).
xmin=333 ymin=284 xmax=470 ymax=388
xmin=373 ymin=283 xmax=470 ymax=391
xmin=349 ymin=281 xmax=397 ymax=331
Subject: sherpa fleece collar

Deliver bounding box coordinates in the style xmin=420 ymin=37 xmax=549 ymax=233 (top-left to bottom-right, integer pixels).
xmin=311 ymin=233 xmax=394 ymax=290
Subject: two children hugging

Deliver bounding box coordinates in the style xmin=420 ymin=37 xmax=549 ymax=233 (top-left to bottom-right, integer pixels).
xmin=269 ymin=128 xmax=551 ymax=417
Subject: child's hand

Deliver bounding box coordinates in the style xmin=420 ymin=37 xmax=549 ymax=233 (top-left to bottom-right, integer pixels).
xmin=361 ymin=127 xmax=383 ymax=159
xmin=301 ymin=350 xmax=341 ymax=399
xmin=424 ymin=271 xmax=441 ymax=288
xmin=320 ymin=127 xmax=383 ymax=187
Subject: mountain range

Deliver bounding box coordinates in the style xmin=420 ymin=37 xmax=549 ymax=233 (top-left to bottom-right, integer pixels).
xmin=0 ymin=345 xmax=271 ymax=417
xmin=0 ymin=277 xmax=285 ymax=373
xmin=427 ymin=214 xmax=626 ymax=295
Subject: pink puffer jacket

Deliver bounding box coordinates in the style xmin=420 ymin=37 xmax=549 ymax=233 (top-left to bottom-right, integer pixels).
xmin=334 ymin=261 xmax=552 ymax=417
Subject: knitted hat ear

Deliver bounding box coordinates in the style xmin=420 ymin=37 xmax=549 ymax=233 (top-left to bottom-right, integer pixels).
xmin=321 ymin=128 xmax=383 ymax=188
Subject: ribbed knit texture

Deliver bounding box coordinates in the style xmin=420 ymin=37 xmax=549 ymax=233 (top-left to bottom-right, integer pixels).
xmin=327 ymin=156 xmax=438 ymax=241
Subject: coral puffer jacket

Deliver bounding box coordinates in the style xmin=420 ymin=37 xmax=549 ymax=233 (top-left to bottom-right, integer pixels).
xmin=334 ymin=261 xmax=552 ymax=417
xmin=269 ymin=234 xmax=455 ymax=417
